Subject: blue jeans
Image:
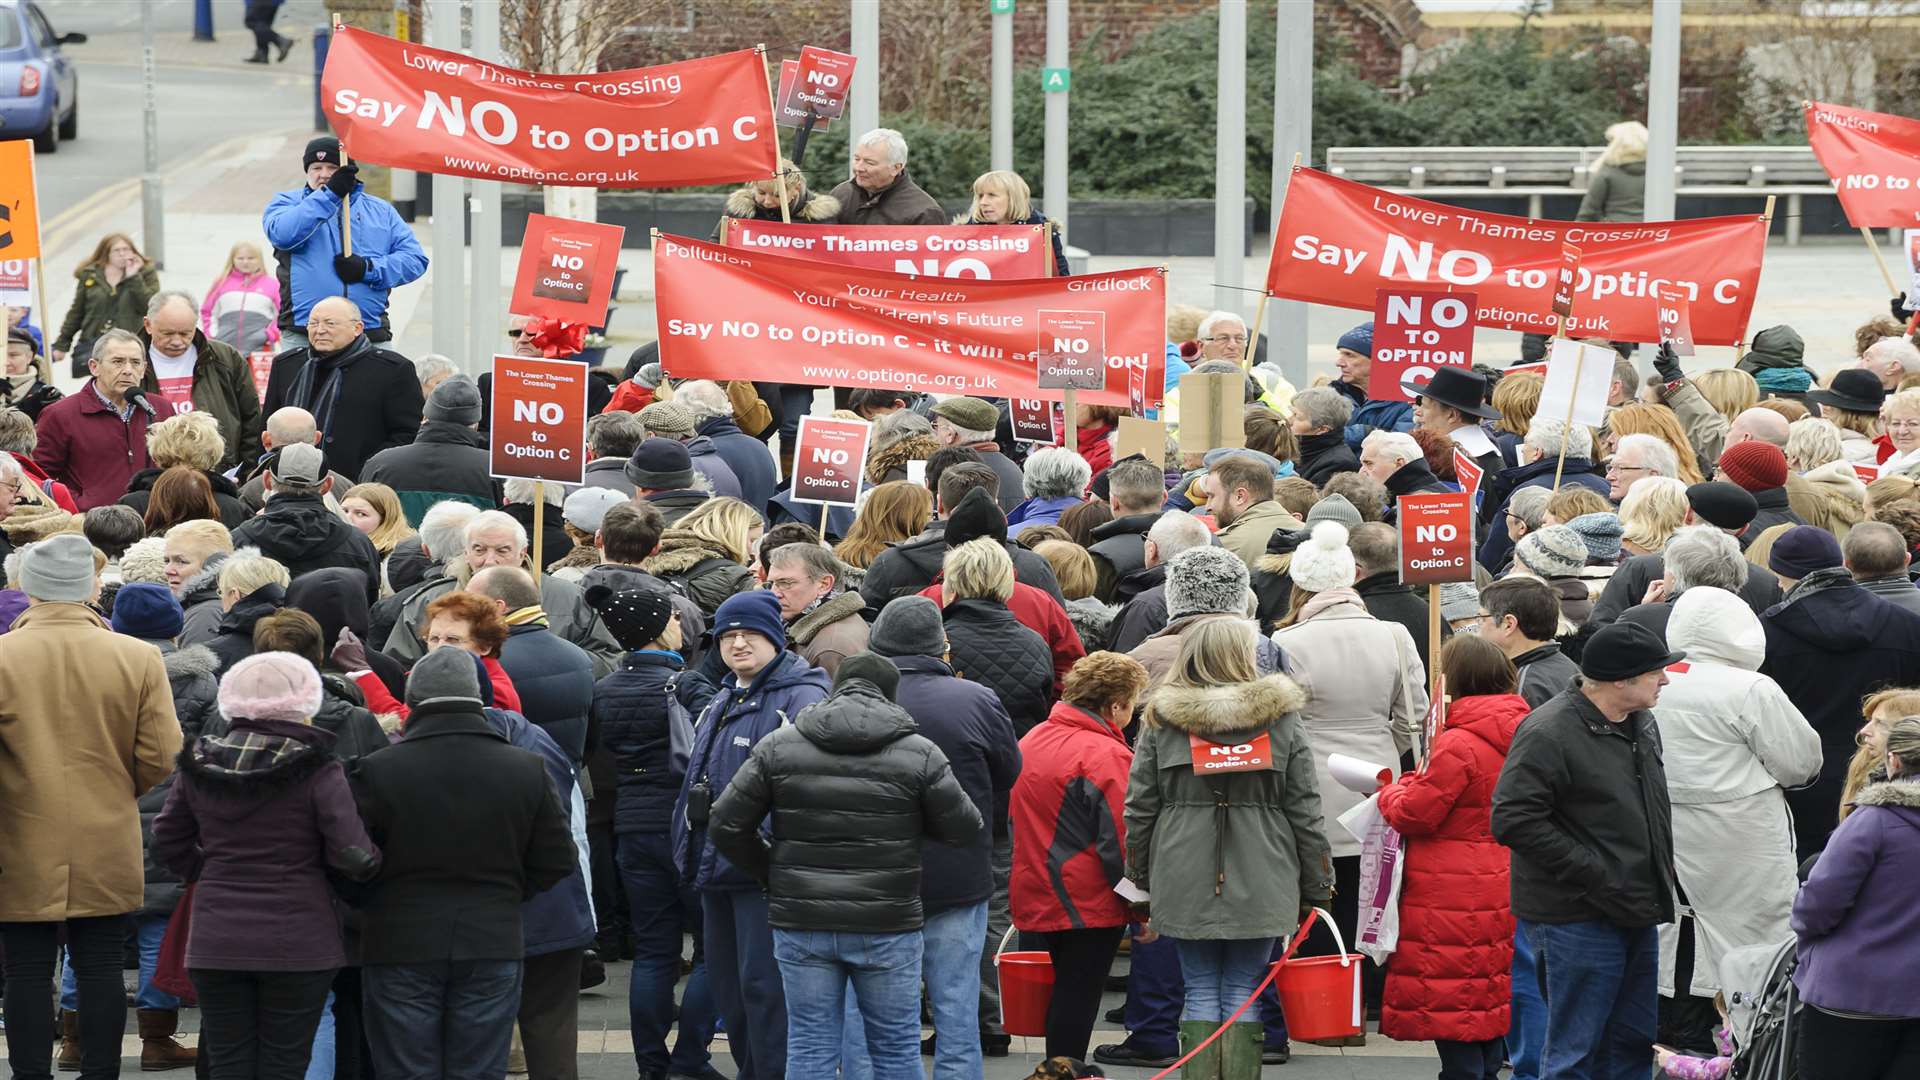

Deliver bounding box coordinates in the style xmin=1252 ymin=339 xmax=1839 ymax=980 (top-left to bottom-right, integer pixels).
xmin=924 ymin=903 xmax=988 ymax=1080
xmin=60 ymin=912 xmax=176 ymax=1011
xmin=363 ymin=959 xmax=522 ymax=1080
xmin=704 ymin=890 xmax=787 ymax=1080
xmin=1521 ymin=919 xmax=1658 ymax=1080
xmin=1509 ymin=925 xmax=1546 ymax=1080
xmin=305 ymin=991 xmax=336 ymax=1080
xmin=1175 ymin=937 xmax=1277 ymax=1023
xmin=618 ymin=832 xmax=718 ymax=1074
xmin=771 ymin=928 xmax=923 ymax=1080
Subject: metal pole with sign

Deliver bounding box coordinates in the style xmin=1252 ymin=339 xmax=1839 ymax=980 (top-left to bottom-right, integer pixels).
xmin=1214 ymin=0 xmax=1245 ymax=317
xmin=991 ymin=0 xmax=1014 ymax=172
xmin=849 ymin=0 xmax=880 ymax=168
xmin=427 ymin=0 xmax=467 ymax=365
xmin=1043 ymin=0 xmax=1069 ymax=235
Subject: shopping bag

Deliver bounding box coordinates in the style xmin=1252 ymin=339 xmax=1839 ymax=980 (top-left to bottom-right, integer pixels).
xmin=150 ymin=882 xmax=197 ymax=1005
xmin=1337 ymin=793 xmax=1405 ymax=964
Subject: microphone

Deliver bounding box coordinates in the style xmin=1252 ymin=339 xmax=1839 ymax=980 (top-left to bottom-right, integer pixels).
xmin=125 ymin=387 xmax=156 ymax=417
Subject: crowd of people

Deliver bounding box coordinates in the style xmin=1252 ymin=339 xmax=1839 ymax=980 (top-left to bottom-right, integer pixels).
xmin=0 ymin=122 xmax=1918 ymax=1080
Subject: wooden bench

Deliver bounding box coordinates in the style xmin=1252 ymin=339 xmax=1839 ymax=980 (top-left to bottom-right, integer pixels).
xmin=1325 ymin=145 xmax=1836 ymax=243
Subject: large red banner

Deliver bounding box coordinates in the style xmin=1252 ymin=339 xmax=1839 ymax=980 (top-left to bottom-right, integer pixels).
xmin=654 ymin=235 xmax=1164 ymax=406
xmin=721 ymin=220 xmax=1052 ymax=279
xmin=1267 ymin=167 xmax=1768 ymax=345
xmin=321 ymin=28 xmax=777 ymax=188
xmin=1804 ymin=100 xmax=1920 ymax=228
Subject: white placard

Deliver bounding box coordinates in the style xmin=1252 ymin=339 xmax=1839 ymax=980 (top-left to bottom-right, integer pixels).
xmin=1537 ymin=339 xmax=1615 ymax=430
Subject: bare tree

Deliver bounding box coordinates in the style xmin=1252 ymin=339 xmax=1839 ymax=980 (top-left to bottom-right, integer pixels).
xmin=501 ymin=0 xmax=687 ymax=73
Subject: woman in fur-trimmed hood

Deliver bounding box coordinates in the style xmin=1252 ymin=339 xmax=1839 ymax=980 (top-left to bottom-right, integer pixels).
xmin=1123 ymin=618 xmax=1332 ymax=1073
xmin=713 ymin=157 xmax=841 ymax=236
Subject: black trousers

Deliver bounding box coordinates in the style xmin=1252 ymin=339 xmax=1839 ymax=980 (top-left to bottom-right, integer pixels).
xmin=1295 ymin=854 xmax=1385 ymax=1011
xmin=191 ymin=968 xmax=336 ymax=1080
xmin=587 ymin=818 xmax=628 ymax=945
xmin=2 ymin=916 xmax=127 ymax=1080
xmin=519 ymin=949 xmax=583 ymax=1080
xmin=1435 ymin=1036 xmax=1506 ymax=1080
xmin=1798 ymin=1007 xmax=1920 ymax=1080
xmin=243 ymin=1 xmax=288 ymax=52
xmin=328 ymin=967 xmax=374 ymax=1080
xmin=1036 ymin=925 xmax=1124 ymax=1062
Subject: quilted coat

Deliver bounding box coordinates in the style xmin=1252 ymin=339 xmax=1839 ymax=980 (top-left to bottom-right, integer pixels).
xmin=940 ymin=597 xmax=1056 ymax=736
xmin=1375 ymin=692 xmax=1530 ymax=1043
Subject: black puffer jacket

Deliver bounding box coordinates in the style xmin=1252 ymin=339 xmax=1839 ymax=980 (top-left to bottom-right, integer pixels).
xmin=1087 ymin=513 xmax=1155 ymax=605
xmin=177 ymin=552 xmax=232 ymax=647
xmin=593 ymin=650 xmax=718 ymax=835
xmin=358 ymin=421 xmax=500 ymax=527
xmin=708 ymin=675 xmax=983 ymax=933
xmin=136 ymin=642 xmax=224 ymax=916
xmin=117 ymin=467 xmax=252 ymax=529
xmin=497 ymin=620 xmax=596 ymax=762
xmin=205 ymin=584 xmax=286 ymax=675
xmin=942 ymin=597 xmax=1056 ymax=736
xmin=229 ymin=492 xmax=380 ymax=605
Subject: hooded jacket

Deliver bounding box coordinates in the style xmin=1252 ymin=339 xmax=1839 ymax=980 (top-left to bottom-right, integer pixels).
xmin=1794 ymin=459 xmax=1866 ymax=540
xmin=858 ymin=486 xmax=1065 ymax=619
xmin=263 ymin=179 xmax=428 ymax=332
xmin=1589 ymin=552 xmax=1782 ymax=629
xmin=230 ymin=492 xmax=381 ymax=606
xmin=829 ymin=169 xmax=948 ymax=227
xmin=1655 ymin=587 xmax=1821 ymax=1000
xmin=1011 ymin=699 xmax=1133 ymax=933
xmin=358 ymin=420 xmax=500 ymax=526
xmin=284 ymin=566 xmax=408 ymax=703
xmin=1087 ymin=513 xmax=1156 ymax=604
xmin=135 ymin=328 xmax=265 ymax=473
xmin=53 ymin=263 xmax=160 ymax=354
xmin=709 ymin=676 xmax=982 ymax=932
xmin=1125 ymin=675 xmax=1330 ymax=941
xmin=261 ymin=336 xmax=425 ymax=481
xmin=643 ymin=534 xmax=756 ymax=619
xmin=1105 ymin=565 xmax=1168 ymax=654
xmin=1576 ymin=160 xmax=1646 ymax=223
xmin=1216 ymin=499 xmax=1305 ymax=570
xmin=941 ymin=597 xmax=1057 ymax=737
xmin=1129 ymin=612 xmax=1284 ymax=689
xmin=1376 ymin=692 xmax=1530 ymax=1042
xmin=890 ymin=653 xmax=1022 ymax=909
xmin=715 ymin=184 xmax=841 ymax=235
xmin=672 ymin=651 xmax=832 ymax=892
xmin=1792 ymin=778 xmax=1920 ymax=1018
xmin=684 ymin=434 xmax=744 ymax=500
xmin=115 ymin=466 xmax=251 ymax=529
xmin=594 ymin=650 xmax=717 ymax=835
xmin=1760 ymin=569 xmax=1920 ymax=857
xmin=1491 ymin=683 xmax=1677 ymax=928
xmin=694 ymin=414 xmax=777 ymax=512
xmin=1735 ymin=326 xmax=1815 ymax=401
xmin=151 ymin=718 xmax=379 ymax=971
xmin=177 ymin=551 xmax=231 ymax=646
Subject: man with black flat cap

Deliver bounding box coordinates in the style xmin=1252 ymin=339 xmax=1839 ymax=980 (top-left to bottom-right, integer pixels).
xmin=1405 ymin=366 xmax=1504 ymax=480
xmin=1492 ymin=620 xmax=1679 ymax=1080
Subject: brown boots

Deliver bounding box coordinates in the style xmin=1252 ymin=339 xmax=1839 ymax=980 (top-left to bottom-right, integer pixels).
xmin=137 ymin=1008 xmax=197 ymax=1071
xmin=56 ymin=1009 xmax=78 ymax=1071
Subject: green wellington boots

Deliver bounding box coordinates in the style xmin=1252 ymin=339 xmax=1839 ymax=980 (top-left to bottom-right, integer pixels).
xmin=1178 ymin=1019 xmax=1223 ymax=1080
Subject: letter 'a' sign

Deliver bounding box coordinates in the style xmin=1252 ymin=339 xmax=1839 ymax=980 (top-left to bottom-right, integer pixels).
xmin=1189 ymin=732 xmax=1272 ymax=773
xmin=510 ymin=213 xmax=626 ymax=323
xmin=1398 ymin=491 xmax=1476 ymax=586
xmin=790 ymin=415 xmax=872 ymax=507
xmin=490 ymin=354 xmax=589 ymax=485
xmin=1655 ymin=284 xmax=1695 ymax=357
xmin=1371 ymin=288 xmax=1476 ymax=403
xmin=1036 ymin=309 xmax=1106 ymax=390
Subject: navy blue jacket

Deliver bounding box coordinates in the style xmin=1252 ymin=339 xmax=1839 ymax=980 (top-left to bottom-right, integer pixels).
xmin=1330 ymin=378 xmax=1413 ymax=451
xmin=673 ymin=651 xmax=831 ymax=891
xmin=1477 ymin=455 xmax=1610 ymax=572
xmin=480 ymin=705 xmax=596 ymax=958
xmin=892 ymin=654 xmax=1022 ymax=914
xmin=697 ymin=415 xmax=778 ymax=514
xmin=497 ymin=621 xmax=596 ymax=763
xmin=594 ymin=650 xmax=717 ymax=835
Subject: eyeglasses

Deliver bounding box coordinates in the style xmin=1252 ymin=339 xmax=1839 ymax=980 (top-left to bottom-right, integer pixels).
xmin=765 ymin=577 xmax=818 ymax=593
xmin=1606 ymin=462 xmax=1651 ymax=475
xmin=1888 ymin=420 xmax=1920 ymax=432
xmin=307 ymin=318 xmax=359 ymax=331
xmin=1205 ymin=334 xmax=1249 ymax=345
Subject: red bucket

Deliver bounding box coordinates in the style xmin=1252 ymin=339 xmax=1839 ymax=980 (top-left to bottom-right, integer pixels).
xmin=1273 ymin=907 xmax=1363 ymax=1041
xmin=994 ymin=928 xmax=1054 ymax=1038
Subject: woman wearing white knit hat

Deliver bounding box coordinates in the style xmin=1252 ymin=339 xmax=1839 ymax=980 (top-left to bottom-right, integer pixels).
xmin=1269 ymin=521 xmax=1430 ymax=1038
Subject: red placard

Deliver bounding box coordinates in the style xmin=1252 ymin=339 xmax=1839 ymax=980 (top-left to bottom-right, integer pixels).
xmin=1011 ymin=398 xmax=1063 ymax=444
xmin=489 ymin=354 xmax=589 ymax=485
xmin=510 ymin=213 xmax=625 ymax=323
xmin=656 ymin=234 xmax=1164 ymax=406
xmin=1036 ymin=309 xmax=1106 ymax=390
xmin=790 ymin=415 xmax=872 ymax=507
xmin=1418 ymin=673 xmax=1447 ymax=773
xmin=0 ymin=259 xmax=29 ymax=292
xmin=772 ymin=60 xmax=831 ymax=130
xmin=1506 ymin=361 xmax=1550 ymax=378
xmin=1551 ymin=243 xmax=1581 ymax=318
xmin=786 ymin=46 xmax=855 ymax=120
xmin=721 ymin=219 xmax=1051 ymax=279
xmin=1189 ymin=732 xmax=1272 ymax=774
xmin=1129 ymin=362 xmax=1148 ymax=416
xmin=1452 ymin=448 xmax=1484 ymax=503
xmin=321 ymin=28 xmax=777 ymax=188
xmin=1655 ymin=284 xmax=1695 ymax=357
xmin=1370 ymin=288 xmax=1476 ymax=403
xmin=1266 ymin=167 xmax=1768 ymax=345
xmin=1397 ymin=491 xmax=1476 ymax=586
xmin=249 ymin=350 xmax=274 ymax=403
xmin=1805 ymin=101 xmax=1920 ymax=228
xmin=1856 ymin=462 xmax=1881 ymax=483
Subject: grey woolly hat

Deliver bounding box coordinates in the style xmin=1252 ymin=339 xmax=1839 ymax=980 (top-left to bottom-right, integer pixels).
xmin=1566 ymin=512 xmax=1625 ymax=564
xmin=424 ymin=375 xmax=483 ymax=426
xmin=871 ymin=595 xmax=946 ymax=658
xmin=404 ymin=645 xmax=484 ymax=709
xmin=1303 ymin=494 xmax=1361 ymax=531
xmin=19 ymin=534 xmax=95 ymax=603
xmin=1514 ymin=524 xmax=1587 ymax=579
xmin=1439 ymin=580 xmax=1481 ymax=623
xmin=1166 ymin=545 xmax=1250 ymax=620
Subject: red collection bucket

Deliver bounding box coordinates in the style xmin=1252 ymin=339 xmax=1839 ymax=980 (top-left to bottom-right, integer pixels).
xmin=1273 ymin=906 xmax=1364 ymax=1041
xmin=994 ymin=927 xmax=1054 ymax=1038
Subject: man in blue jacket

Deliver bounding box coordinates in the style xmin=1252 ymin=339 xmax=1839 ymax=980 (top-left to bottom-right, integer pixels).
xmin=1326 ymin=322 xmax=1414 ymax=450
xmin=263 ymin=137 xmax=427 ymax=351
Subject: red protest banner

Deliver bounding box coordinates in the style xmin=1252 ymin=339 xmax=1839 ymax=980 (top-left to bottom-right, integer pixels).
xmin=510 ymin=213 xmax=625 ymax=323
xmin=786 ymin=46 xmax=855 ymax=120
xmin=489 ymin=354 xmax=589 ymax=485
xmin=1804 ymin=100 xmax=1920 ymax=228
xmin=322 ymin=28 xmax=777 ymax=188
xmin=655 ymin=234 xmax=1165 ymax=407
xmin=1370 ymin=288 xmax=1476 ymax=403
xmin=1552 ymin=243 xmax=1581 ymax=318
xmin=1655 ymin=284 xmax=1695 ymax=356
xmin=1011 ymin=399 xmax=1063 ymax=443
xmin=1266 ymin=167 xmax=1768 ymax=345
xmin=1036 ymin=310 xmax=1105 ymax=390
xmin=1452 ymin=449 xmax=1483 ymax=503
xmin=720 ymin=219 xmax=1051 ymax=279
xmin=1397 ymin=492 xmax=1475 ymax=586
xmin=790 ymin=415 xmax=871 ymax=507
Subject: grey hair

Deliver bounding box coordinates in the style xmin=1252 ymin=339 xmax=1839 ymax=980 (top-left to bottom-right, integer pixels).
xmin=0 ymin=407 xmax=35 ymax=455
xmin=1022 ymin=446 xmax=1092 ymax=499
xmin=1615 ymin=432 xmax=1680 ymax=479
xmin=464 ymin=509 xmax=529 ymax=553
xmin=93 ymin=327 xmax=143 ymax=358
xmin=768 ymin=541 xmax=839 ymax=584
xmin=266 ymin=407 xmax=317 ymax=447
xmin=1786 ymin=417 xmax=1845 ymax=473
xmin=0 ymin=448 xmax=21 ymax=484
xmin=1663 ymin=524 xmax=1747 ymax=593
xmin=873 ymin=409 xmax=933 ymax=452
xmin=587 ymin=411 xmax=645 ymax=460
xmin=1147 ymin=510 xmax=1213 ymax=560
xmin=413 ymin=353 xmax=459 ymax=386
xmin=673 ymin=380 xmax=732 ymax=423
xmin=145 ymin=290 xmax=197 ymax=319
xmin=855 ymin=127 xmax=909 ymax=166
xmin=1866 ymin=336 xmax=1920 ymax=376
xmin=1291 ymin=386 xmax=1353 ymax=433
xmin=1509 ymin=486 xmax=1553 ymax=531
xmin=419 ymin=502 xmax=481 ymax=565
xmin=1362 ymin=429 xmax=1421 ymax=467
xmin=1195 ymin=310 xmax=1247 ymax=342
xmin=504 ymin=478 xmax=563 ymax=507
xmin=1523 ymin=417 xmax=1592 ymax=459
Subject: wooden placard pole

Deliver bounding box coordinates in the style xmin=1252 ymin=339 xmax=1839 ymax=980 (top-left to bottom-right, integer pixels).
xmin=1426 ymin=584 xmax=1443 ymax=711
xmin=532 ymin=481 xmax=545 ymax=581
xmin=756 ymin=46 xmax=792 ymax=223
xmin=1551 ymin=345 xmax=1581 ymax=490
xmin=1861 ymin=226 xmax=1899 ymax=296
xmin=32 ymin=257 xmax=50 ymax=375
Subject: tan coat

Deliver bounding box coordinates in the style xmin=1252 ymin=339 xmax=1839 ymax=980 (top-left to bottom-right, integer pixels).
xmin=788 ymin=592 xmax=871 ymax=680
xmin=1216 ymin=499 xmax=1304 ymax=570
xmin=0 ymin=603 xmax=181 ymax=921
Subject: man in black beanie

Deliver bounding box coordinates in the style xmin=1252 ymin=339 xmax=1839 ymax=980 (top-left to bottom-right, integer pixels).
xmin=1492 ymin=621 xmax=1681 ymax=1080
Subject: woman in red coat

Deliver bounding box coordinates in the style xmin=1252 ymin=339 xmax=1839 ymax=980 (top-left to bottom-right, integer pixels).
xmin=1375 ymin=634 xmax=1530 ymax=1080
